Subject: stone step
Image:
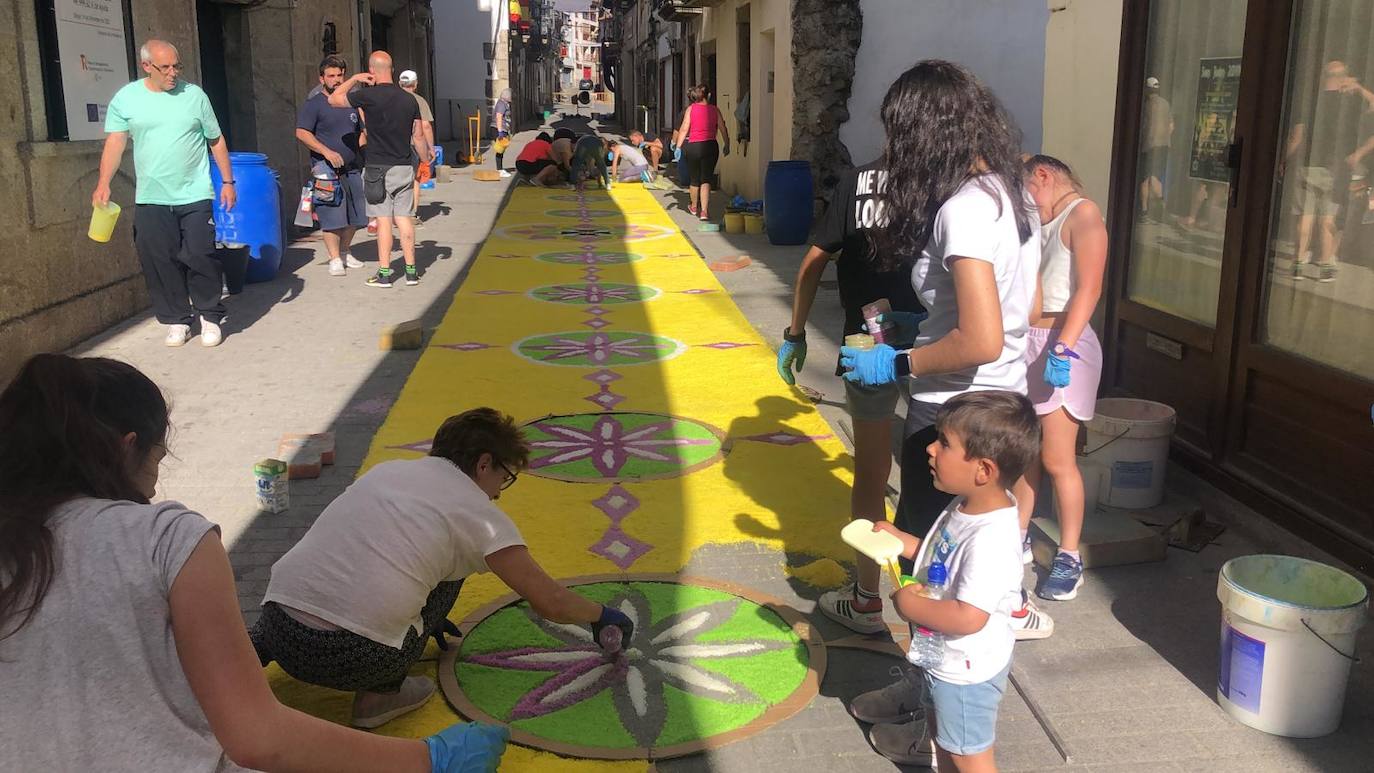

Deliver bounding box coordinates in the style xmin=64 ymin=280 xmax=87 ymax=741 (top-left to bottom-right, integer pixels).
xmin=1030 ymin=510 xmax=1167 ymax=569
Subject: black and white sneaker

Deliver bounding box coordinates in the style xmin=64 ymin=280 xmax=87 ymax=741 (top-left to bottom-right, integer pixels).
xmin=366 ymin=271 xmax=394 ymax=288
xmin=1010 ymin=590 xmax=1055 ymax=640
xmin=816 ymin=584 xmax=887 ymax=634
xmin=404 ymin=269 xmax=421 ymax=286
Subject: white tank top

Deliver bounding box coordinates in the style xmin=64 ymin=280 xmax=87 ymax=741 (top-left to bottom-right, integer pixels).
xmin=1039 ymin=197 xmax=1086 ymax=314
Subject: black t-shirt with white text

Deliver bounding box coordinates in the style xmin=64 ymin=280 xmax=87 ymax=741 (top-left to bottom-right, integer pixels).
xmin=346 ymin=83 xmax=419 ymax=167
xmin=812 ymin=160 xmax=925 ymax=341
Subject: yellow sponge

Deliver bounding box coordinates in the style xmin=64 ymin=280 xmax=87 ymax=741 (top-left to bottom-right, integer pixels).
xmin=380 ymin=319 xmax=424 ymax=350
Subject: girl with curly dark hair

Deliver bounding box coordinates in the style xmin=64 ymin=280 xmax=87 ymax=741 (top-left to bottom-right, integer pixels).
xmin=835 ymin=60 xmax=1046 ymax=768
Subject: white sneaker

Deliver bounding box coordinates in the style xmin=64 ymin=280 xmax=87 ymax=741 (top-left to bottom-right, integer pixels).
xmin=344 ymin=253 xmax=365 ymax=269
xmin=499 ymin=169 xmax=512 ymax=178
xmin=1010 ymin=592 xmax=1055 ymax=641
xmin=200 ymin=318 xmax=222 ymax=347
xmin=817 ymin=584 xmax=887 ymax=634
xmin=164 ymin=324 xmax=191 ymax=347
xmin=328 ymin=258 xmax=346 ymax=276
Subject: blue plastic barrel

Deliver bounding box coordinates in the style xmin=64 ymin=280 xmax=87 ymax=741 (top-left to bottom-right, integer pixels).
xmin=763 ymin=160 xmax=814 ymax=245
xmin=211 ymin=152 xmax=282 ymax=284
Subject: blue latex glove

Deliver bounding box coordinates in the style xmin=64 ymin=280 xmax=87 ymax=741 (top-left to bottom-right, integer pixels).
xmin=673 ymin=144 xmax=683 ymax=163
xmin=425 ymin=722 xmax=509 ymax=773
xmin=1044 ymin=351 xmax=1072 ymax=388
xmin=864 ymin=311 xmax=927 ymax=348
xmin=840 ymin=343 xmax=900 ymax=386
xmin=592 ymin=605 xmax=634 ymax=653
xmin=776 ymin=327 xmax=807 ymax=385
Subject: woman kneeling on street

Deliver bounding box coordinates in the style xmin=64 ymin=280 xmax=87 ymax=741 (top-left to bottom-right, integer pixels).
xmin=251 ymin=407 xmax=633 ymax=729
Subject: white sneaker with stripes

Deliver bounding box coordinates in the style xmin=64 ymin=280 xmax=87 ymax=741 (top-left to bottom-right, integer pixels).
xmin=1010 ymin=591 xmax=1055 ymax=641
xmin=817 ymin=584 xmax=887 ymax=634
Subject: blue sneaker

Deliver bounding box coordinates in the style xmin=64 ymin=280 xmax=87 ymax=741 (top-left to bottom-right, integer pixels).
xmin=1038 ymin=551 xmax=1084 ymax=601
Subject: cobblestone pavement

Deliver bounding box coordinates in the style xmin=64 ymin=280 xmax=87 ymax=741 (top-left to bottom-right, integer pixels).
xmin=70 ymin=115 xmax=1373 ymax=771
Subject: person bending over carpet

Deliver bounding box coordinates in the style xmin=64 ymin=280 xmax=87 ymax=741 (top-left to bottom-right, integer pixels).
xmin=251 ymin=407 xmax=634 ymax=729
xmin=0 ymin=354 xmax=505 ymax=772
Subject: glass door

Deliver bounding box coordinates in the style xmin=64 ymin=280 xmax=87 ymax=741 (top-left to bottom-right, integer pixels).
xmin=1108 ymin=0 xmax=1252 ymax=450
xmin=1226 ymin=0 xmax=1374 ymax=553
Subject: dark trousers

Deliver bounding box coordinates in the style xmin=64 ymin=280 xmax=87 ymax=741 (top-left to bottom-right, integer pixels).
xmin=132 ymin=200 xmax=225 ymax=325
xmin=894 ymin=423 xmax=953 ymax=574
xmin=250 ymin=580 xmax=464 ymax=693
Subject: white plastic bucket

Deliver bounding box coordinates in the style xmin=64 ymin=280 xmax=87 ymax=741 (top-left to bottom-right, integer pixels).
xmin=1084 ymin=398 xmax=1176 ymax=509
xmin=1078 ymin=456 xmax=1103 ymax=514
xmin=1216 ymin=555 xmax=1368 ymax=737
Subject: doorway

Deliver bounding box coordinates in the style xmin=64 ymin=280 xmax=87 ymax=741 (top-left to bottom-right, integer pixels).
xmin=758 ymin=29 xmax=775 ymax=175
xmin=1107 ymin=0 xmax=1374 ymax=567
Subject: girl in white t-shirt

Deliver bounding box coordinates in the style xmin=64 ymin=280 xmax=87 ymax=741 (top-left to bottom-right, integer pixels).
xmin=0 ymin=354 xmax=505 ymax=772
xmin=836 ymin=59 xmax=1046 ymax=766
xmin=1017 ymin=155 xmax=1108 ymax=602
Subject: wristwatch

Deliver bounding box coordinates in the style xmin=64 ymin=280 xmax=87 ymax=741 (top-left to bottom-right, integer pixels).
xmin=1051 ymin=342 xmax=1081 ymax=359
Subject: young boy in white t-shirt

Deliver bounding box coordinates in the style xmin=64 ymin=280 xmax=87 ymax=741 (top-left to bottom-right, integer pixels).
xmin=868 ymin=390 xmax=1040 ymax=771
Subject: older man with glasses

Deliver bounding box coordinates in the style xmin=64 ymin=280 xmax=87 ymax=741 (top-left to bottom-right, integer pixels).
xmin=249 ymin=407 xmax=633 ymax=729
xmin=93 ymin=39 xmax=235 ymax=348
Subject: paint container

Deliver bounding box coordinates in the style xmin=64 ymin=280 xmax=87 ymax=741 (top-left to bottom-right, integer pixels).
xmin=254 ymin=458 xmax=289 ymax=513
xmin=861 ymin=299 xmax=895 ymax=345
xmin=843 ymin=333 xmax=875 ymax=350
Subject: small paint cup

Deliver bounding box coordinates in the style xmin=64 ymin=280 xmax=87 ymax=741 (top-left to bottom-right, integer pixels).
xmin=844 ymin=333 xmax=875 ymax=350
xmin=88 ymin=201 xmax=121 ymax=242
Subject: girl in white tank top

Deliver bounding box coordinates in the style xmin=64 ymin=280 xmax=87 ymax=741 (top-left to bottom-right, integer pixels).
xmin=1016 ymin=155 xmax=1109 ymax=603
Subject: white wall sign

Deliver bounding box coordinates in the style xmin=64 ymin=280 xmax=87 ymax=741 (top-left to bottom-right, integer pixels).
xmin=54 ymin=0 xmax=130 ymax=141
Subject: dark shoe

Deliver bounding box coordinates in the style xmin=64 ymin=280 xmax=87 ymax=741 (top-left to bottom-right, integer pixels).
xmin=405 ymin=268 xmax=421 ymax=286
xmin=366 ymin=270 xmax=394 ymax=288
xmin=1318 ymin=263 xmax=1338 ymax=283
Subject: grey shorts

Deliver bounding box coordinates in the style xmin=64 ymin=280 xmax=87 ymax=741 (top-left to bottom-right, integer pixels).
xmin=844 ymin=379 xmax=901 ymax=422
xmin=366 ymin=164 xmax=416 ymax=218
xmin=1292 ymin=166 xmax=1340 ymax=218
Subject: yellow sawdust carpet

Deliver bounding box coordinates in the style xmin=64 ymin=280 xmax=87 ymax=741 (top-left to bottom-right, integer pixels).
xmin=266 ymin=183 xmax=857 ymax=770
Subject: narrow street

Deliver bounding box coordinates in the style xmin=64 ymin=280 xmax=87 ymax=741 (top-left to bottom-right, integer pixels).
xmin=68 ymin=116 xmax=1374 ymax=772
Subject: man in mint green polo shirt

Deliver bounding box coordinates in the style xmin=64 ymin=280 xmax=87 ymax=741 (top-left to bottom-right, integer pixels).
xmin=92 ymin=39 xmax=236 ymax=348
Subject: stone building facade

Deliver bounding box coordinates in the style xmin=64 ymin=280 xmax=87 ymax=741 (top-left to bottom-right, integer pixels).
xmin=1 ymin=0 xmax=434 ymax=384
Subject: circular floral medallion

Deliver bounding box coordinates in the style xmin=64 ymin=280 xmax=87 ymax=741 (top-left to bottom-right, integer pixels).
xmin=535 ymin=250 xmax=645 ymax=265
xmin=545 ymin=208 xmax=621 ymax=219
xmin=496 ymin=223 xmax=676 ymax=243
xmin=529 ymin=283 xmax=659 ymax=305
xmin=522 ymin=412 xmax=724 ymax=482
xmin=514 ymin=331 xmax=684 ymax=367
xmin=440 ymin=577 xmax=820 ymax=759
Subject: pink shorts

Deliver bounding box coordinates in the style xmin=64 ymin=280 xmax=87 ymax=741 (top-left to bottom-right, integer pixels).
xmin=1024 ymin=325 xmax=1102 ymax=421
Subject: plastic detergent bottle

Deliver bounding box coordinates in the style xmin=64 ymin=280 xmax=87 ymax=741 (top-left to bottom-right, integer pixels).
xmin=907 ymin=562 xmax=948 ymax=670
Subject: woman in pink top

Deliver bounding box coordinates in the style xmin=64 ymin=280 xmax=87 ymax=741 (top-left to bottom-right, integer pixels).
xmin=673 ymin=84 xmax=731 ymax=221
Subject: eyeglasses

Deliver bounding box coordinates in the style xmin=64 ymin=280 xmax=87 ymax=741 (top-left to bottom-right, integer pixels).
xmin=497 ymin=462 xmax=518 ymax=491
xmin=150 ymin=62 xmax=184 ymax=74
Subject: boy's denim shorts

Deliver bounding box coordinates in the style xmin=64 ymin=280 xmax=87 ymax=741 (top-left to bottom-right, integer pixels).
xmin=921 ymin=662 xmax=1011 ymax=756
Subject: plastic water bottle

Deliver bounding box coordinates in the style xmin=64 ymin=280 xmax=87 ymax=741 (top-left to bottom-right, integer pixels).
xmin=907 ymin=562 xmax=949 ymax=670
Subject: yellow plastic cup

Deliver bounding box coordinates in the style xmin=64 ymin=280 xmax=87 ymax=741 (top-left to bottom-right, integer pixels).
xmin=89 ymin=201 xmax=121 ymax=242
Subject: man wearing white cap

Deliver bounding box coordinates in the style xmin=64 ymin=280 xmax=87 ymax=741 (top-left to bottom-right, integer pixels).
xmin=400 ymin=70 xmax=435 ymax=220
xmin=1139 ymin=76 xmax=1173 ymax=222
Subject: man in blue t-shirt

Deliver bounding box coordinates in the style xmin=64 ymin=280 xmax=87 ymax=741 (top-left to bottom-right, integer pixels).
xmin=297 ymin=55 xmax=368 ymax=277
xmin=92 ymin=39 xmax=236 ymax=348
